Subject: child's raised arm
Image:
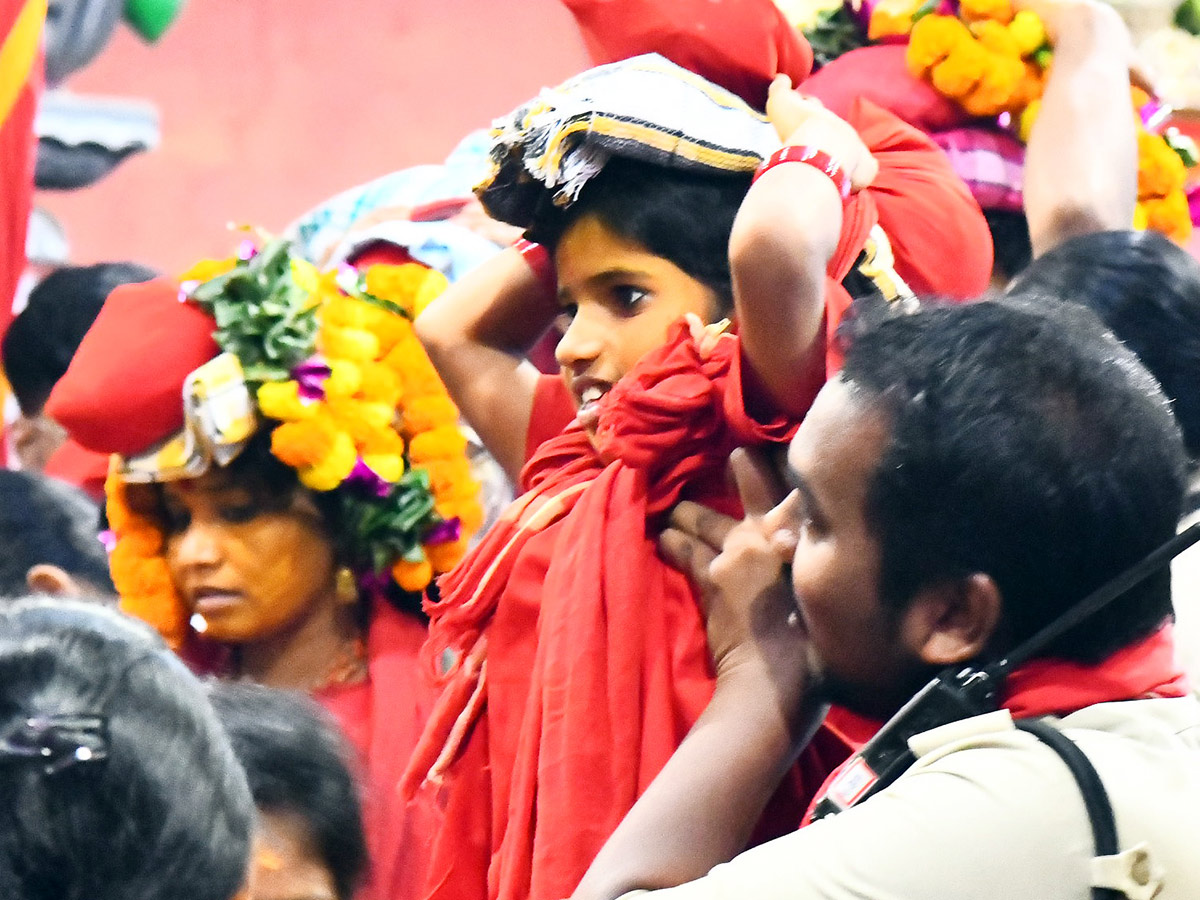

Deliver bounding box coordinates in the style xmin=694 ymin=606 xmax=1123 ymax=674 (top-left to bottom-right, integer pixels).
xmin=730 ymin=78 xmax=878 ymax=417
xmin=415 ymin=246 xmax=560 ymax=482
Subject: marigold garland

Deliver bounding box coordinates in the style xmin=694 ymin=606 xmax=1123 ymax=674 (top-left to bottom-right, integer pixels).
xmin=905 ymin=1 xmax=1195 ymax=243
xmin=104 ymin=243 xmax=484 ymax=647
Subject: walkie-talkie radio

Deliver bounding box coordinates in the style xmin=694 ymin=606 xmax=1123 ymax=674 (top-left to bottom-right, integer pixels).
xmin=810 ymin=520 xmax=1200 ymax=822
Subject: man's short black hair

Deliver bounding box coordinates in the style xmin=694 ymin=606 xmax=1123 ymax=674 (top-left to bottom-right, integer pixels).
xmin=528 ymin=157 xmax=752 ymax=315
xmin=1007 ymin=229 xmax=1200 ymax=462
xmin=841 ymin=298 xmax=1187 ymax=664
xmin=0 ymin=470 xmax=113 ymax=597
xmin=2 ymin=262 xmax=155 ymax=415
xmin=984 ymin=209 xmax=1032 ymax=284
xmin=208 ymin=682 xmax=368 ymax=900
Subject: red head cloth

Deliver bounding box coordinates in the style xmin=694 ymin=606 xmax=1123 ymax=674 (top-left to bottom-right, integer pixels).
xmin=45 ymin=279 xmax=220 ymax=457
xmin=561 ymin=0 xmax=813 ymax=108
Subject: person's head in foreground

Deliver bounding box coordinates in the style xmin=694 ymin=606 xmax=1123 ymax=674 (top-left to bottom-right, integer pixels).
xmin=1006 ymin=228 xmax=1200 ymax=467
xmin=0 ymin=598 xmax=253 ymax=900
xmin=208 ymin=682 xmax=367 ymax=900
xmin=0 ymin=470 xmax=113 ymax=600
xmin=786 ymin=298 xmax=1185 ymax=717
xmin=44 ymin=244 xmax=484 ymax=677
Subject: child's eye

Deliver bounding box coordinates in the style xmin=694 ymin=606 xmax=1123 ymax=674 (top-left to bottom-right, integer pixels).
xmin=554 ymin=302 xmax=578 ymax=332
xmin=162 ymin=504 xmax=191 ymax=534
xmin=611 ymin=285 xmax=649 ymax=310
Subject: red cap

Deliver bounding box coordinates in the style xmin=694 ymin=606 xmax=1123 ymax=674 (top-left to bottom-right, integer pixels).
xmin=45 ymin=279 xmax=221 ymax=457
xmin=561 ymin=0 xmax=813 ymax=109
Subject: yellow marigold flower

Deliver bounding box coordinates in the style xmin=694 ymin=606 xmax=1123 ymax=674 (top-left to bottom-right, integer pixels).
xmin=321 ymin=325 xmax=380 ymax=362
xmin=426 ymin=537 xmax=469 ymax=574
xmin=372 ymin=313 xmax=414 ymax=357
xmin=1137 ymin=131 xmax=1188 ymax=199
xmin=1007 ymin=10 xmax=1046 ymax=56
xmin=960 ymin=0 xmax=1013 ymax=24
xmin=179 ymin=256 xmax=237 ymax=283
xmin=1142 ymin=192 xmax=1193 ymax=244
xmin=437 ymin=497 xmax=485 ymax=535
xmin=363 ymin=453 xmax=405 ymax=482
xmin=326 ymin=398 xmax=396 ymax=443
xmin=392 ymin=556 xmax=433 ymax=592
xmin=1133 ymin=203 xmax=1150 ymax=231
xmin=971 ymin=19 xmax=1019 ymax=57
xmin=357 ymin=361 xmax=403 ymax=407
xmin=409 ymin=426 xmax=469 ymax=463
xmin=960 ymin=53 xmax=1024 ymax=117
xmin=412 ymin=269 xmax=450 ymax=318
xmin=403 ymin=395 xmax=460 ymax=434
xmin=385 ymin=336 xmax=447 ymax=397
xmin=298 ymin=431 xmax=358 ymax=491
xmin=868 ymin=2 xmax=919 ymax=40
xmin=365 ymin=263 xmax=431 ymax=309
xmin=322 ymin=296 xmax=372 ymax=330
xmin=256 ymin=381 xmax=316 ymax=422
xmin=907 ymin=15 xmax=973 ymax=77
xmin=325 ymin=360 xmax=363 ymax=398
xmin=931 ymin=38 xmax=990 ymax=100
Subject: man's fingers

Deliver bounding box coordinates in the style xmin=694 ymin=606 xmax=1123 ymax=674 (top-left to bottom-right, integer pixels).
xmin=730 ymin=447 xmax=788 ymax=519
xmin=669 ymin=500 xmax=737 ymax=550
xmin=659 ymin=527 xmax=718 ymax=602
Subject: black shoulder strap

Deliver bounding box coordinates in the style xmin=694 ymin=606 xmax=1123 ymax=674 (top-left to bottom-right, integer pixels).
xmin=1015 ymin=718 xmax=1123 ymax=900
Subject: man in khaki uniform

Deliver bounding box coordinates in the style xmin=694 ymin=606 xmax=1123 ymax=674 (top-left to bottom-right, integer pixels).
xmin=571 ymin=299 xmax=1200 ymax=900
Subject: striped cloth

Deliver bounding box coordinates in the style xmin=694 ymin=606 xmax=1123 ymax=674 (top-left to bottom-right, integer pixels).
xmin=478 ymin=53 xmax=779 ymax=227
xmin=930 ymin=127 xmax=1026 ymax=213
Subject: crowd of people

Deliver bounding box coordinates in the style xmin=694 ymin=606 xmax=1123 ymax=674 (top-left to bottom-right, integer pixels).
xmin=2 ymin=0 xmax=1200 ymax=898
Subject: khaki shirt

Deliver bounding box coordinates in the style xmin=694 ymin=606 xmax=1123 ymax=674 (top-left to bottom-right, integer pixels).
xmin=622 ymin=697 xmax=1200 ymax=900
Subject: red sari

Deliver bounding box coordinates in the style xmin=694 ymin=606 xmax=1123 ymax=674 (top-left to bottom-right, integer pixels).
xmin=403 ymin=102 xmax=993 ymax=900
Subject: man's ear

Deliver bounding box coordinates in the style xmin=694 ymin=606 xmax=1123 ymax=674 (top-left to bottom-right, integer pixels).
xmin=26 ymin=564 xmax=82 ymax=597
xmin=900 ymin=573 xmax=1002 ymax=667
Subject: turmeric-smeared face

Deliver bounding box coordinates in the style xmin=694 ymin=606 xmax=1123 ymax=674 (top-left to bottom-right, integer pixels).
xmin=553 ymin=215 xmax=720 ymax=432
xmin=156 ymin=470 xmax=337 ymax=644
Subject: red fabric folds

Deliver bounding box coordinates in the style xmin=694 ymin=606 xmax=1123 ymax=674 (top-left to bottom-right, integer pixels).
xmin=561 ymin=0 xmax=813 ymax=109
xmin=317 ymin=601 xmax=437 ymax=900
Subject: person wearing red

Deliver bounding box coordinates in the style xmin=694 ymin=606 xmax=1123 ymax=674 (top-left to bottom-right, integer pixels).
xmin=46 ymin=245 xmax=488 ymax=900
xmin=405 ymin=52 xmax=991 ymax=900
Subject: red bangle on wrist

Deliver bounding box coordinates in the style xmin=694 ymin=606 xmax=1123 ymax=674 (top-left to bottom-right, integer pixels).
xmin=513 ymin=238 xmax=558 ymax=298
xmin=752 ymin=146 xmax=852 ymax=199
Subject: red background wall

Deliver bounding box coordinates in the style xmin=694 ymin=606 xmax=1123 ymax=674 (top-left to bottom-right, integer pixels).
xmin=39 ymin=0 xmax=589 ymax=273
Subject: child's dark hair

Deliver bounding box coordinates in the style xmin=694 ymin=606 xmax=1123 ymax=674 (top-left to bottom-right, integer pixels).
xmin=529 ymin=157 xmax=752 ymax=314
xmin=208 ymin=682 xmax=368 ymax=900
xmin=3 ymin=263 xmax=156 ymax=415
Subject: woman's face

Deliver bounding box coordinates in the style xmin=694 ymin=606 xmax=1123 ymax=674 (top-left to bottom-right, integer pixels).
xmin=156 ymin=470 xmax=338 ymax=644
xmin=553 ymin=215 xmax=720 ymax=431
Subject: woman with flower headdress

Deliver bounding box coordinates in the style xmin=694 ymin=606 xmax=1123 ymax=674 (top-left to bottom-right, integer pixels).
xmin=401 ymin=49 xmax=993 ymax=900
xmin=45 ymin=240 xmax=487 ymax=900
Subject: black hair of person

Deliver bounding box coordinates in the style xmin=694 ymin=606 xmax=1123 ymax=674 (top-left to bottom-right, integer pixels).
xmin=208 ymin=682 xmax=368 ymax=900
xmin=840 ymin=298 xmax=1186 ymax=664
xmin=984 ymin=209 xmax=1032 ymax=284
xmin=2 ymin=263 xmax=156 ymax=415
xmin=528 ymin=156 xmax=753 ymax=315
xmin=1007 ymin=229 xmax=1200 ymax=462
xmin=136 ymin=431 xmax=426 ymax=619
xmin=0 ymin=598 xmax=253 ymax=900
xmin=0 ymin=471 xmax=113 ymax=598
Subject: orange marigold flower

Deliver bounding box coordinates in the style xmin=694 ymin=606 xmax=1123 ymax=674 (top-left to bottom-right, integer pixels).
xmin=357 ymin=361 xmax=403 ymax=407
xmin=437 ymin=497 xmax=485 ymax=535
xmin=270 ymin=417 xmax=341 ymax=469
xmin=412 ymin=269 xmax=450 ymax=318
xmin=372 ymin=313 xmax=414 ymax=357
xmin=403 ymin=395 xmax=461 ymax=434
xmin=392 ymin=556 xmax=434 ymax=592
xmin=960 ymin=53 xmax=1024 ymax=117
xmin=971 ymin=19 xmax=1019 ymax=57
xmin=409 ymin=426 xmax=469 ymax=463
xmin=1137 ymin=131 xmax=1188 ymax=199
xmin=418 ymin=457 xmax=474 ymax=495
xmin=360 ymin=427 xmax=406 ymax=457
xmin=1142 ymin=192 xmax=1194 ymax=244
xmin=365 ymin=263 xmax=433 ymax=312
xmin=960 ymin=0 xmax=1013 ymax=24
xmin=1010 ymin=61 xmax=1045 ymax=110
xmin=111 ymin=548 xmax=188 ymax=649
xmin=907 ymin=14 xmax=972 ymax=78
xmin=931 ymin=38 xmax=990 ymax=100
xmin=426 ymin=537 xmax=469 ymax=574
xmin=321 ymin=325 xmax=380 ymax=362
xmin=298 ymin=432 xmax=358 ymax=492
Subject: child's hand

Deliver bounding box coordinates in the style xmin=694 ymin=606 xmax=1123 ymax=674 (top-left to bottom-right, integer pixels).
xmin=766 ymin=74 xmax=878 ymax=192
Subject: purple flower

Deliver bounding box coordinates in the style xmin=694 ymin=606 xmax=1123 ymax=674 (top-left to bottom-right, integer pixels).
xmin=178 ymin=280 xmax=199 ymax=302
xmin=236 ymin=239 xmax=258 ymax=261
xmin=358 ymin=568 xmax=391 ymax=594
xmin=1188 ymin=185 xmax=1200 ymax=228
xmin=291 ymin=357 xmax=332 ymax=400
xmin=425 ymin=517 xmax=462 ymax=545
xmin=98 ymin=530 xmax=117 ymax=554
xmin=344 ymin=458 xmax=393 ymax=498
xmin=1139 ymin=100 xmax=1168 ymax=132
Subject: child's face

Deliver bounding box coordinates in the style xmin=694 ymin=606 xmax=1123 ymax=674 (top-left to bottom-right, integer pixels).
xmin=554 ymin=215 xmax=720 ymax=431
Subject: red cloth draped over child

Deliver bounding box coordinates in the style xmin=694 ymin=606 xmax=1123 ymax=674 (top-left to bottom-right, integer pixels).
xmin=402 ymin=102 xmax=992 ymax=900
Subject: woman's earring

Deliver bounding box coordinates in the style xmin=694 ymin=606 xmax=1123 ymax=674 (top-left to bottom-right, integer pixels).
xmin=335 ymin=566 xmax=359 ymax=605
